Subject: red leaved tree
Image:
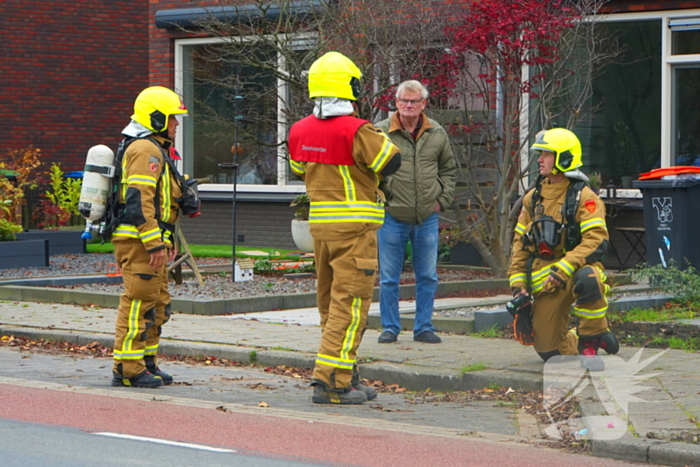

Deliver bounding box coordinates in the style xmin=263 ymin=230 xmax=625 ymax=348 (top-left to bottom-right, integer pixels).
xmin=430 ymin=0 xmax=615 ymax=276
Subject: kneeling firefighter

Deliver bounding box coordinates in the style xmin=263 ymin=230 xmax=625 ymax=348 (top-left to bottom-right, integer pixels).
xmin=111 ymin=86 xmax=199 ymax=388
xmin=507 ymin=128 xmax=619 ymax=371
xmin=288 ymin=52 xmax=402 ymax=403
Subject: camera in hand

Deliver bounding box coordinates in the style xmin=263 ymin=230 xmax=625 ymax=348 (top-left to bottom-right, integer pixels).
xmin=506 ymin=291 xmax=532 ymax=317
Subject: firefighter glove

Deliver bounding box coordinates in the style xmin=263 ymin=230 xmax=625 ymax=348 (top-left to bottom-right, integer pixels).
xmin=513 ymin=303 xmax=535 ymax=346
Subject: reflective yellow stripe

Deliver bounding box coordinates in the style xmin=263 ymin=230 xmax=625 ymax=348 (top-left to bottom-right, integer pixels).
xmin=509 ymin=273 xmax=527 ymax=287
xmin=572 ymin=305 xmax=607 ymax=319
xmin=140 ymin=227 xmax=161 ymax=243
xmin=127 ymin=175 xmax=157 ymax=187
xmin=555 ymin=259 xmax=575 ymax=277
xmin=112 ymin=353 xmax=144 ymax=360
xmin=160 ymin=164 xmax=172 ymax=223
xmin=581 ymin=218 xmax=606 ymax=232
xmin=114 ymin=299 xmax=142 ymax=359
xmin=340 ymin=297 xmax=362 ymax=361
xmin=315 ymin=353 xmax=355 ymax=370
xmin=368 ymin=137 xmax=394 ymax=172
xmin=531 ymin=266 xmax=551 ymax=284
xmin=338 ymin=165 xmax=356 ymax=201
xmin=144 ymin=344 xmax=158 ymax=356
xmin=531 ymin=266 xmax=552 ymax=293
xmin=113 ymin=225 xmax=139 ymax=238
xmin=289 ymin=160 xmax=306 ymax=175
xmin=515 ymin=223 xmax=526 ymax=235
xmin=309 ymin=201 xmax=385 ymax=223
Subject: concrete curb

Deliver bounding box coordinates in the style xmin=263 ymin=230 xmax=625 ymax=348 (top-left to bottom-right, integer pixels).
xmin=0 ymin=278 xmax=509 ymax=316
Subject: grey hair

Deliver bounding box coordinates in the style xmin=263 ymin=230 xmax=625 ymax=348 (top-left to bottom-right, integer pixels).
xmin=396 ymin=80 xmax=429 ymax=100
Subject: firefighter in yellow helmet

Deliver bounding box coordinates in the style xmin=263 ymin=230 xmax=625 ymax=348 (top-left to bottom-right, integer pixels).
xmin=508 ymin=128 xmax=619 ymax=371
xmin=111 ymin=86 xmax=192 ymax=388
xmin=289 ymin=52 xmax=402 ymax=403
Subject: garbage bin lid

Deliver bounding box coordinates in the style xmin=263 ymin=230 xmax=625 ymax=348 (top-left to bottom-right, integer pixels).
xmin=638 ymin=166 xmax=700 ymax=180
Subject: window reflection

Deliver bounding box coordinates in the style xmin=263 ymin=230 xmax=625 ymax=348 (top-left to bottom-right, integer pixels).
xmin=577 ymin=20 xmax=661 ymax=184
xmin=182 ymin=43 xmax=279 ymax=185
xmin=674 ymin=67 xmax=700 ymax=166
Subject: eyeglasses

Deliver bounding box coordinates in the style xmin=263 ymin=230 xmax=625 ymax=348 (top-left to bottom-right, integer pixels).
xmin=397 ymin=98 xmax=424 ymax=105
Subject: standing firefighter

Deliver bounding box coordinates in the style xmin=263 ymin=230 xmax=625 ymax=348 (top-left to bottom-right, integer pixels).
xmin=111 ymin=86 xmax=189 ymax=388
xmin=288 ymin=52 xmax=402 ymax=404
xmin=508 ymin=128 xmax=619 ymax=371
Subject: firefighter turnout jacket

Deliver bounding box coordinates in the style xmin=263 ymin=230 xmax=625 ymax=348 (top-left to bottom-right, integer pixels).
xmin=112 ymin=136 xmax=182 ymax=251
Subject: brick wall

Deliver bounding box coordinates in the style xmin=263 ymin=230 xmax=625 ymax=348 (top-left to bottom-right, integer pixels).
xmin=0 ymin=0 xmax=149 ymax=172
xmin=179 ymin=200 xmax=297 ymax=249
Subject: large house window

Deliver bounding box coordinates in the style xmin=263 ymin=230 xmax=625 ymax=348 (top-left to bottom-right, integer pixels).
xmin=176 ymin=37 xmax=303 ymax=194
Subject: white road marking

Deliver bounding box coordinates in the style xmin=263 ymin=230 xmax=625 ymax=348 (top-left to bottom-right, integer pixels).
xmin=93 ymin=432 xmax=235 ymax=453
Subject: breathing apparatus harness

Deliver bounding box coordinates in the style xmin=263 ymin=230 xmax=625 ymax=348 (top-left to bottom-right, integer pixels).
xmin=523 ymin=176 xmax=587 ymax=259
xmin=98 ymin=136 xmax=200 ymax=243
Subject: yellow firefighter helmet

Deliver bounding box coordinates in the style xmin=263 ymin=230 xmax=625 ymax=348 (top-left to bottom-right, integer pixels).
xmin=131 ymin=86 xmax=188 ymax=133
xmin=531 ymin=128 xmax=583 ymax=173
xmin=308 ymin=52 xmax=362 ymax=101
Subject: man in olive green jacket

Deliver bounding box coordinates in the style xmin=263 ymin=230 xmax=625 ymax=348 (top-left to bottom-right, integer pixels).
xmin=376 ymin=80 xmax=457 ymax=344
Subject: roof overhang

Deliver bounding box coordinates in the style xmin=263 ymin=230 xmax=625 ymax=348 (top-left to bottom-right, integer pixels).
xmin=155 ymin=0 xmax=328 ymax=29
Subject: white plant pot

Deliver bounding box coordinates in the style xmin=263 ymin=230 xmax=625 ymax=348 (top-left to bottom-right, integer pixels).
xmin=291 ymin=219 xmax=314 ymax=253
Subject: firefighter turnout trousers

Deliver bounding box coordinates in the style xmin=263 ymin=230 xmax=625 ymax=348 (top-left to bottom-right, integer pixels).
xmin=313 ymin=230 xmax=378 ymax=390
xmin=531 ymin=262 xmax=610 ymax=355
xmin=112 ymin=240 xmax=171 ymax=378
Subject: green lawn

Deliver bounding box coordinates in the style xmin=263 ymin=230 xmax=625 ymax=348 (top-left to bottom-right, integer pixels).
xmin=87 ymin=243 xmax=302 ymax=259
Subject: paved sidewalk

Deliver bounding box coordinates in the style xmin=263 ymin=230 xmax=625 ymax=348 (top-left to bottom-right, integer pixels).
xmin=1 ymin=298 xmax=699 ymax=466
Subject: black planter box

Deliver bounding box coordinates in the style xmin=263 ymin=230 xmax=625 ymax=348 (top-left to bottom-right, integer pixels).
xmin=0 ymin=239 xmax=49 ymax=269
xmin=16 ymin=230 xmax=86 ymax=255
xmin=449 ymin=241 xmax=484 ymax=266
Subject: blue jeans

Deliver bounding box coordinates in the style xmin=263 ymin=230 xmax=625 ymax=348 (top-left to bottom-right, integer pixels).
xmin=378 ymin=211 xmax=439 ymax=337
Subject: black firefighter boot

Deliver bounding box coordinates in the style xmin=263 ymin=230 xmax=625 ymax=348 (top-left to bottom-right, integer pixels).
xmin=311 ymin=380 xmax=367 ymax=405
xmin=352 ymin=366 xmax=377 ymax=401
xmin=144 ymin=355 xmax=173 ymax=385
xmin=112 ymin=363 xmax=163 ymax=388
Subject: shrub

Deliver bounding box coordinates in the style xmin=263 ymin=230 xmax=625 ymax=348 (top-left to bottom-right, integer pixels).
xmin=0 ymin=146 xmax=42 ymax=227
xmin=0 ymin=218 xmax=23 ymax=242
xmin=628 ymin=261 xmax=700 ymax=303
xmin=34 ymin=163 xmax=82 ymax=229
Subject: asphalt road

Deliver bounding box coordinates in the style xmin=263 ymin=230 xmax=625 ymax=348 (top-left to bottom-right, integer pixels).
xmin=0 ymin=347 xmax=659 ymax=467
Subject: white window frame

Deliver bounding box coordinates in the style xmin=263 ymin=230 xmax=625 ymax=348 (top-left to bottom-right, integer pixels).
xmin=174 ymin=35 xmax=313 ymax=196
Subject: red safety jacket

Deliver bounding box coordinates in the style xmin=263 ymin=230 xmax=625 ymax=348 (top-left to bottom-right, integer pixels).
xmin=289 ymin=115 xmax=367 ymax=165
